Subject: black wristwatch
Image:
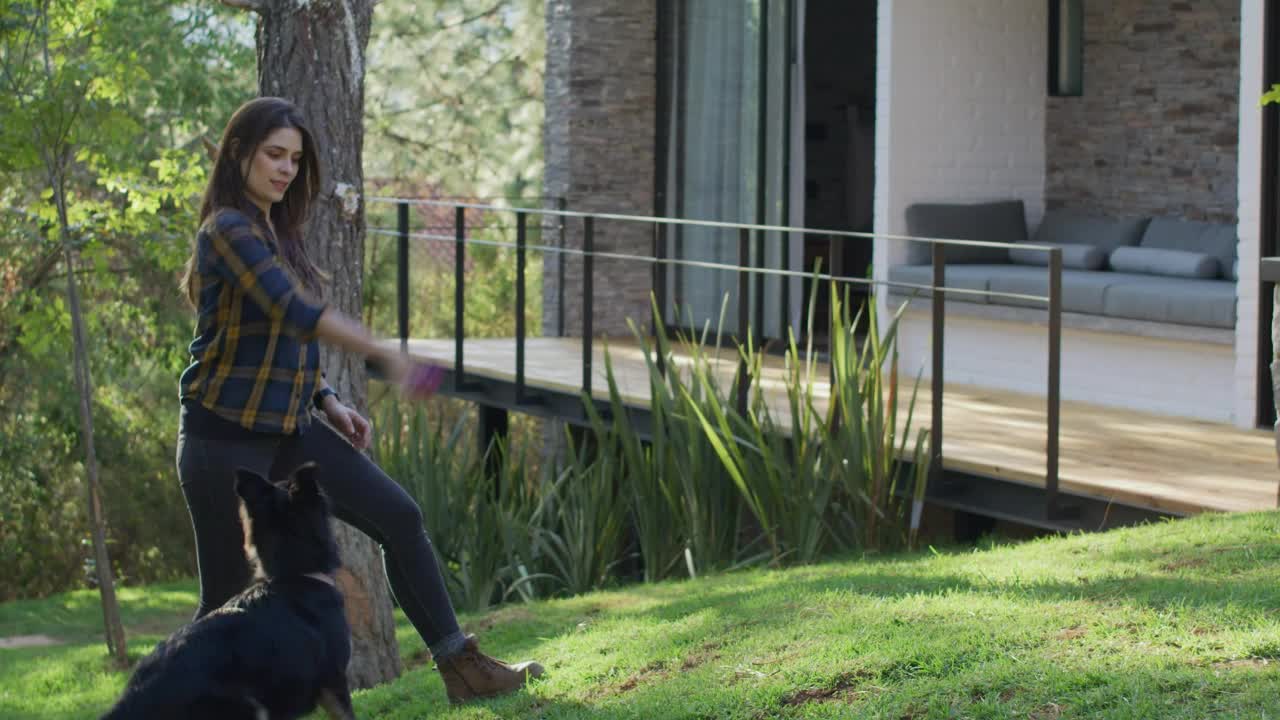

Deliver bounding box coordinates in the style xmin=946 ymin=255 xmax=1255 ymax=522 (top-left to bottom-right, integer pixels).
xmin=314 ymin=386 xmax=338 ymax=409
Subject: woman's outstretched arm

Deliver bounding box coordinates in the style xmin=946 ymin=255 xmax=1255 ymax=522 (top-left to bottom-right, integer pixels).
xmin=315 ymin=307 xmax=410 ymax=384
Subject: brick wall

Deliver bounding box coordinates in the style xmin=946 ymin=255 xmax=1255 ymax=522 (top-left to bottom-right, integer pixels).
xmin=542 ymin=0 xmax=657 ymax=338
xmin=1045 ymin=1 xmax=1241 ymax=222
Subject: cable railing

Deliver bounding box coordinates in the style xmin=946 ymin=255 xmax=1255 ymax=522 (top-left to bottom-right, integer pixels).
xmin=367 ymin=196 xmax=1068 ymax=520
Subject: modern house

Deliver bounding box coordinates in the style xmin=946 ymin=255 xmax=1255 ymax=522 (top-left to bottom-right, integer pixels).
xmin=541 ymin=0 xmax=1274 ymax=431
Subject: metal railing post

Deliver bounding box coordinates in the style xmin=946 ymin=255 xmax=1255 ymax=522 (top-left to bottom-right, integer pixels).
xmin=654 ymin=222 xmax=667 ymax=377
xmin=516 ymin=210 xmax=528 ymax=403
xmin=828 ymin=234 xmax=837 ymax=391
xmin=651 ymin=222 xmax=662 ymax=335
xmin=582 ymin=215 xmax=595 ymax=399
xmin=557 ymin=196 xmax=567 ymax=337
xmin=737 ymin=227 xmax=751 ymax=416
xmin=397 ymin=201 xmax=410 ymax=353
xmin=1046 ymin=248 xmax=1063 ymax=518
xmin=454 ymin=205 xmax=467 ymax=390
xmin=930 ymin=242 xmax=946 ymax=485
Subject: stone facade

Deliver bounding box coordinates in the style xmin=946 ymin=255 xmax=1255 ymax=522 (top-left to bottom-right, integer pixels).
xmin=1045 ymin=0 xmax=1240 ymax=223
xmin=542 ymin=0 xmax=657 ymax=338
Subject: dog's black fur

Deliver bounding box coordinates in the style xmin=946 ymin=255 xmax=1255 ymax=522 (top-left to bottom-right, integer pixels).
xmin=101 ymin=464 xmax=355 ymax=720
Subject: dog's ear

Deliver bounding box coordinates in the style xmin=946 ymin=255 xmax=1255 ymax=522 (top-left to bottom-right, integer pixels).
xmin=288 ymin=463 xmax=323 ymax=502
xmin=234 ymin=468 xmax=276 ymax=507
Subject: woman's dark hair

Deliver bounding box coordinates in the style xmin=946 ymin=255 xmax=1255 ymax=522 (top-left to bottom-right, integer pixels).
xmin=181 ymin=96 xmax=324 ymax=305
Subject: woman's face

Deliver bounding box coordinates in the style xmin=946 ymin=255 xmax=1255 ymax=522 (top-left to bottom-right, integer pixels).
xmin=240 ymin=127 xmax=303 ymax=215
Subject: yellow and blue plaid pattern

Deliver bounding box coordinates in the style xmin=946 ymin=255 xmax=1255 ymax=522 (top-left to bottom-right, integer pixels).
xmin=179 ymin=206 xmax=328 ymax=434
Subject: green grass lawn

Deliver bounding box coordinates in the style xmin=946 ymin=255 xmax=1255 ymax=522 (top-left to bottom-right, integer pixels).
xmin=3 ymin=511 xmax=1279 ymax=719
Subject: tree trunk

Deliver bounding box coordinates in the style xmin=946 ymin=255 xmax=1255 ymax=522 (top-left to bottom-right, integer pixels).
xmin=50 ymin=161 xmax=128 ymax=668
xmin=254 ymin=0 xmax=402 ymax=688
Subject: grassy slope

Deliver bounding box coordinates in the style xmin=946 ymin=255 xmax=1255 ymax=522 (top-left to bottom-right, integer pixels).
xmin=3 ymin=511 xmax=1278 ymax=719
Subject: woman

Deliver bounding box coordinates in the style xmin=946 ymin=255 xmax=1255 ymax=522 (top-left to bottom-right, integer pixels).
xmin=176 ymin=96 xmax=542 ymax=704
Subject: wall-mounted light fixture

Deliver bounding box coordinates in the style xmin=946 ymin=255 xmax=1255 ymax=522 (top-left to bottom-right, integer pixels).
xmin=1048 ymin=0 xmax=1083 ymax=96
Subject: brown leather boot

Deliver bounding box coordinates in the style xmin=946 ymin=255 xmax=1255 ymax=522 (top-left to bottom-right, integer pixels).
xmin=436 ymin=635 xmax=544 ymax=704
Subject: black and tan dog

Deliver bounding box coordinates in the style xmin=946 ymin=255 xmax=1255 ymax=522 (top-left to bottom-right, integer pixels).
xmin=101 ymin=464 xmax=355 ymax=719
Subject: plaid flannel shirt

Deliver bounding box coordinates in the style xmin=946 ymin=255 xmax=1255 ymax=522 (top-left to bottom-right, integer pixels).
xmin=179 ymin=205 xmax=328 ymax=435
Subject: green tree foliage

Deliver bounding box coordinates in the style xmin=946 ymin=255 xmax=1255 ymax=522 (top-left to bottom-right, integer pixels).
xmin=364 ymin=0 xmax=545 ymax=199
xmin=1 ymin=0 xmax=549 ymax=601
xmin=0 ymin=0 xmax=254 ymax=601
xmin=362 ymin=0 xmax=548 ymax=341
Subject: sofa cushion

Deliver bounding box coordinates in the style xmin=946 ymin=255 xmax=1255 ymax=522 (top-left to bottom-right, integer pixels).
xmin=887 ymin=264 xmax=993 ymax=304
xmin=984 ymin=266 xmax=1120 ymax=315
xmin=1008 ymin=242 xmax=1107 ymax=270
xmin=1108 ymin=246 xmax=1220 ymax=279
xmin=904 ymin=200 xmax=1027 ymax=265
xmin=1103 ymin=277 xmax=1236 ymax=328
xmin=1138 ymin=217 xmax=1237 ymax=278
xmin=1033 ymin=210 xmax=1149 ymax=253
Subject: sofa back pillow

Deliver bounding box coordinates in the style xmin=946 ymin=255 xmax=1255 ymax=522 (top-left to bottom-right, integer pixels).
xmin=1008 ymin=242 xmax=1106 ymax=270
xmin=1033 ymin=210 xmax=1149 ymax=253
xmin=1138 ymin=217 xmax=1236 ymax=279
xmin=904 ymin=200 xmax=1027 ymax=265
xmin=1108 ymin=246 xmax=1221 ymax=279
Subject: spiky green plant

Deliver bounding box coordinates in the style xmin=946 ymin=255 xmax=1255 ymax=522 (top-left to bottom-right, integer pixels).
xmin=528 ymin=429 xmax=630 ymax=596
xmin=822 ymin=284 xmax=931 ymax=550
xmin=373 ymin=402 xmax=544 ymax=612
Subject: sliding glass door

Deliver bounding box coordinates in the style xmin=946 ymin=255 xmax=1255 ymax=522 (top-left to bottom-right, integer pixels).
xmin=659 ymin=0 xmax=795 ymax=340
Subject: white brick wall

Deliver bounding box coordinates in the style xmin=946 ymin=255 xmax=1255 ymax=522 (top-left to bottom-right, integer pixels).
xmin=874 ymin=0 xmax=1047 ymax=266
xmin=876 ymin=0 xmax=1260 ymax=427
xmin=1236 ymin=0 xmax=1264 ymax=429
xmin=876 ymin=0 xmax=1047 ymax=331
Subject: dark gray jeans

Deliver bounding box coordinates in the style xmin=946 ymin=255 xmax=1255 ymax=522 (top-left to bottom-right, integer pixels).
xmin=176 ymin=415 xmax=466 ymax=660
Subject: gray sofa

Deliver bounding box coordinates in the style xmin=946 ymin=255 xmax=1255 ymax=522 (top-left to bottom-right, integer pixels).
xmin=887 ymin=200 xmax=1238 ymax=329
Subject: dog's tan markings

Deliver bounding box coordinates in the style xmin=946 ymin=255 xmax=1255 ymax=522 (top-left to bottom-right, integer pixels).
xmin=318 ymin=689 xmax=356 ymax=719
xmin=238 ymin=502 xmax=266 ymax=581
xmin=248 ymin=696 xmax=270 ymax=720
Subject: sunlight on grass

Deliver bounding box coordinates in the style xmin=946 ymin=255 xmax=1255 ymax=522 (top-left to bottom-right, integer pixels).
xmin=5 ymin=512 xmax=1279 ymax=719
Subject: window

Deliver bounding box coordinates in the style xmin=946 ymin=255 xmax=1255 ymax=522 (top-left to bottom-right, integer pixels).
xmin=1048 ymin=0 xmax=1083 ymax=97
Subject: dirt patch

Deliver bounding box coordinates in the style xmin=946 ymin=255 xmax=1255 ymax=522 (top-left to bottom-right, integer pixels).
xmin=779 ymin=669 xmax=874 ymax=706
xmin=971 ymin=687 xmax=1021 ymax=703
xmin=1054 ymin=626 xmax=1088 ymax=641
xmin=0 ymin=634 xmax=63 ymax=649
xmin=1029 ymin=702 xmax=1064 ymax=719
xmin=584 ymin=659 xmax=672 ymax=699
xmin=613 ymin=659 xmax=669 ymax=695
xmin=1212 ymin=658 xmax=1272 ymax=671
xmin=681 ymin=640 xmax=723 ymax=671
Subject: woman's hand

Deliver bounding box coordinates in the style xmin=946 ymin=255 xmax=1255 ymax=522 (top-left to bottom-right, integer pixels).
xmin=321 ymin=395 xmax=372 ymax=450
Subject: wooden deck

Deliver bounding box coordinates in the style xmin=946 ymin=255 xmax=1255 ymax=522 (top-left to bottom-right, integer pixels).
xmin=402 ymin=336 xmax=1280 ymax=517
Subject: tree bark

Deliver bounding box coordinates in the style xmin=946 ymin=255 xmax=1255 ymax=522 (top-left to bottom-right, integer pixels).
xmin=253 ymin=0 xmax=402 ymax=688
